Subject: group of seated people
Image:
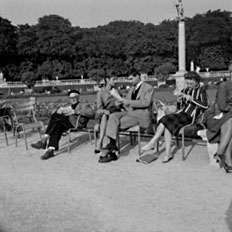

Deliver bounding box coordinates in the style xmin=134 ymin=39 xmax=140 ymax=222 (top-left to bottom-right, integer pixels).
xmin=30 ymin=69 xmax=232 ymax=173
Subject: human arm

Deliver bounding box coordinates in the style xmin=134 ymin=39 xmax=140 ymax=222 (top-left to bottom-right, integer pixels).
xmin=190 ymin=87 xmax=208 ymax=109
xmin=216 ymin=82 xmax=232 ymax=112
xmin=123 ymin=84 xmax=154 ymax=109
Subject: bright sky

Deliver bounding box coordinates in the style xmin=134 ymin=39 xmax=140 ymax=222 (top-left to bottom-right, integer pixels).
xmin=1 ymin=0 xmax=232 ymax=27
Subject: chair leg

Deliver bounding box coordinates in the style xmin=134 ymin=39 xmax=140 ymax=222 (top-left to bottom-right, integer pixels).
xmin=117 ymin=131 xmax=120 ymax=154
xmin=21 ymin=126 xmax=28 ymax=150
xmin=182 ymin=131 xmax=185 ymax=161
xmin=15 ymin=126 xmax=20 ymax=147
xmin=137 ymin=130 xmax=141 ymax=156
xmin=68 ymin=131 xmax=71 ymax=154
xmin=3 ymin=124 xmax=9 ymax=146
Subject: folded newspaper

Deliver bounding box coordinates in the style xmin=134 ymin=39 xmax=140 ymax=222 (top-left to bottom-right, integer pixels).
xmin=110 ymin=88 xmax=123 ymax=101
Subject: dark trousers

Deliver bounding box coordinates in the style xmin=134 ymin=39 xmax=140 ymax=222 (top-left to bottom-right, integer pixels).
xmin=46 ymin=113 xmax=74 ymax=150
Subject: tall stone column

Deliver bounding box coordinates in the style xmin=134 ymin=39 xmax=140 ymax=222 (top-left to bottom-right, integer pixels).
xmin=174 ymin=0 xmax=186 ymax=95
xmin=178 ymin=20 xmax=186 ymax=73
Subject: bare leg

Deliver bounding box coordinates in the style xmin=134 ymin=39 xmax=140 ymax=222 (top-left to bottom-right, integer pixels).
xmin=164 ymin=128 xmax=172 ymax=156
xmin=225 ymin=137 xmax=232 ymax=166
xmin=142 ymin=123 xmax=165 ymax=150
xmin=96 ymin=114 xmax=108 ymax=150
xmin=217 ymin=118 xmax=232 ymax=155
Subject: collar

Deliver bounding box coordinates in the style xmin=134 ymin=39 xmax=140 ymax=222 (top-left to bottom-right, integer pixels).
xmin=134 ymin=81 xmax=143 ymax=90
xmin=71 ymin=102 xmax=79 ymax=109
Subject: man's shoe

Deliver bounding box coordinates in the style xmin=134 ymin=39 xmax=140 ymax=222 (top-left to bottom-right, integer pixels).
xmin=31 ymin=141 xmax=46 ymax=150
xmin=41 ymin=149 xmax=54 ymax=160
xmin=98 ymin=152 xmax=118 ymax=163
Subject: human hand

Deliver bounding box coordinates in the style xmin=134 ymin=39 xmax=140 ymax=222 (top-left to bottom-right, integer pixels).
xmin=115 ymin=101 xmax=123 ymax=108
xmin=104 ymin=110 xmax=110 ymax=116
xmin=56 ymin=107 xmax=63 ymax=114
xmin=183 ymin=94 xmax=193 ymax=101
xmin=121 ymin=98 xmax=131 ymax=106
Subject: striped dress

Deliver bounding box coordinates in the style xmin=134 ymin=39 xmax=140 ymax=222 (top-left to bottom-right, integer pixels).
xmin=159 ymin=85 xmax=208 ymax=136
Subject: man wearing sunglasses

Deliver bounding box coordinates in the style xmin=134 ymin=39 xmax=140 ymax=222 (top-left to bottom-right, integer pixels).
xmin=31 ymin=89 xmax=94 ymax=160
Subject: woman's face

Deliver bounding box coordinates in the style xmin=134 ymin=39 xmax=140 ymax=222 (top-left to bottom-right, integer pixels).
xmin=185 ymin=79 xmax=197 ymax=89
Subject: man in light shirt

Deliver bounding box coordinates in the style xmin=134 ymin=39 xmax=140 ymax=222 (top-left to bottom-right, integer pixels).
xmin=31 ymin=90 xmax=94 ymax=160
xmin=99 ymin=69 xmax=154 ymax=163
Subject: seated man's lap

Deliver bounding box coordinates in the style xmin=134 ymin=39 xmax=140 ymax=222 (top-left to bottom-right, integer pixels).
xmin=119 ymin=114 xmax=140 ymax=131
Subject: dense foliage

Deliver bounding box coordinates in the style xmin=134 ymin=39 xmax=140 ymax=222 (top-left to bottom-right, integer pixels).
xmin=0 ymin=10 xmax=231 ymax=85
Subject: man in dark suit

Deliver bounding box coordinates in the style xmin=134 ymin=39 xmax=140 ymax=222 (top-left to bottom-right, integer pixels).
xmin=99 ymin=69 xmax=154 ymax=163
xmin=31 ymin=90 xmax=94 ymax=160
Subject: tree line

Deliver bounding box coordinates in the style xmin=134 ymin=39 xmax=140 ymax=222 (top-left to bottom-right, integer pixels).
xmin=0 ymin=10 xmax=231 ymax=86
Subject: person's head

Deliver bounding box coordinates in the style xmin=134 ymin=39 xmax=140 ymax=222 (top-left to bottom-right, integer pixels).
xmin=184 ymin=71 xmax=201 ymax=89
xmin=128 ymin=69 xmax=141 ymax=86
xmin=103 ymin=76 xmax=116 ymax=90
xmin=103 ymin=71 xmax=117 ymax=89
xmin=68 ymin=89 xmax=80 ymax=104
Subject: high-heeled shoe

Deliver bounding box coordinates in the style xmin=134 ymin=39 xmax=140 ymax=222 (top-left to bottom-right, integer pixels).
xmin=214 ymin=153 xmax=225 ymax=168
xmin=224 ymin=163 xmax=232 ymax=173
xmin=141 ymin=144 xmax=155 ymax=152
xmin=162 ymin=155 xmax=173 ymax=163
xmin=214 ymin=153 xmax=232 ymax=173
xmin=94 ymin=149 xmax=101 ymax=154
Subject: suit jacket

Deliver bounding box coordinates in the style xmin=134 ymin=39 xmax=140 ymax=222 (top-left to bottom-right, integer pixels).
xmin=67 ymin=102 xmax=95 ymax=128
xmin=125 ymin=82 xmax=154 ymax=128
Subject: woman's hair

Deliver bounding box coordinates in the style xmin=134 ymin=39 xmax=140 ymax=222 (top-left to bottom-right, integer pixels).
xmin=184 ymin=71 xmax=201 ymax=83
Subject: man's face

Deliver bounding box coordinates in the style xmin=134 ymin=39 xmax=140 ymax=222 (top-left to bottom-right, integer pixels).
xmin=185 ymin=79 xmax=197 ymax=89
xmin=69 ymin=92 xmax=79 ymax=104
xmin=107 ymin=77 xmax=116 ymax=88
xmin=129 ymin=74 xmax=140 ymax=86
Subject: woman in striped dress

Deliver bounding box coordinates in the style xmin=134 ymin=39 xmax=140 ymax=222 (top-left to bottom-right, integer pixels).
xmin=142 ymin=71 xmax=208 ymax=163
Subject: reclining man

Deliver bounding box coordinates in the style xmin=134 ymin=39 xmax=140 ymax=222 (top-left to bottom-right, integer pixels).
xmin=99 ymin=69 xmax=154 ymax=163
xmin=31 ymin=90 xmax=95 ymax=160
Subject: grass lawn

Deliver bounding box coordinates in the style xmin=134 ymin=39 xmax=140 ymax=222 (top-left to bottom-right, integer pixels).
xmin=5 ymin=88 xmax=217 ymax=105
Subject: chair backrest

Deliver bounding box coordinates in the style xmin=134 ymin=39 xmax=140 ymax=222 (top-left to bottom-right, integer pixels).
xmin=13 ymin=97 xmax=37 ymax=124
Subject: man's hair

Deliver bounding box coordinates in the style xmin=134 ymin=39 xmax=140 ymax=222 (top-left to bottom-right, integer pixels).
xmin=184 ymin=71 xmax=201 ymax=83
xmin=129 ymin=68 xmax=141 ymax=77
xmin=68 ymin=89 xmax=80 ymax=96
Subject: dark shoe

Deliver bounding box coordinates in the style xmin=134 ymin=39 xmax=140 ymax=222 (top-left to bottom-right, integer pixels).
xmin=31 ymin=141 xmax=46 ymax=150
xmin=224 ymin=163 xmax=232 ymax=173
xmin=41 ymin=149 xmax=54 ymax=160
xmin=98 ymin=152 xmax=118 ymax=163
xmin=94 ymin=149 xmax=101 ymax=154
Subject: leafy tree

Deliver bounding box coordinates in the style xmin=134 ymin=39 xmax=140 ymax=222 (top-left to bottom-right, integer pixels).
xmin=35 ymin=15 xmax=75 ymax=59
xmin=21 ymin=71 xmax=37 ymax=88
xmin=155 ymin=62 xmax=177 ymax=81
xmin=88 ymin=69 xmax=106 ymax=83
xmin=0 ymin=17 xmax=17 ymax=65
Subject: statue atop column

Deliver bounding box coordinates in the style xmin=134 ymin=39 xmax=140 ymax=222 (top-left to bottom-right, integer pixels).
xmin=176 ymin=0 xmax=184 ymax=21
